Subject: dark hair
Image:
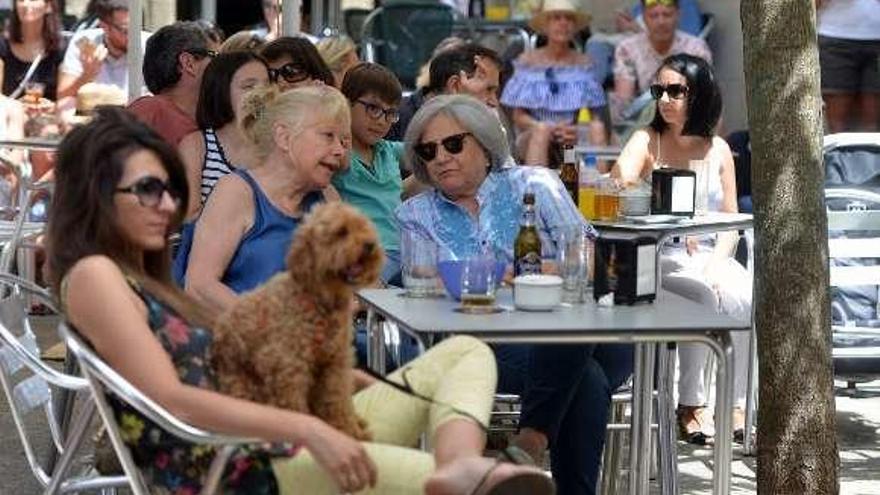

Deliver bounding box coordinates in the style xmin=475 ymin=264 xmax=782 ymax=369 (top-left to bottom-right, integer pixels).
xmin=427 ymin=43 xmax=502 ymax=94
xmin=142 ymin=22 xmax=210 ymax=94
xmin=47 ymin=106 xmax=213 ymax=326
xmin=649 ymin=53 xmax=721 ymax=138
xmin=341 ymin=63 xmax=402 ymax=106
xmin=8 ymin=0 xmax=63 ymax=52
xmin=196 ymin=51 xmax=269 ymax=129
xmin=92 ymin=0 xmax=128 ymax=19
xmin=260 ymin=36 xmax=335 ymax=86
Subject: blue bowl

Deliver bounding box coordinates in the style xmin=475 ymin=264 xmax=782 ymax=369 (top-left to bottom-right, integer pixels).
xmin=437 ymin=259 xmax=508 ymax=301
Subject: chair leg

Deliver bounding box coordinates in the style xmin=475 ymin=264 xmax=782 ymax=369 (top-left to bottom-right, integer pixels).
xmin=601 ymin=400 xmax=627 ymax=495
xmin=44 ymin=399 xmax=96 ymax=495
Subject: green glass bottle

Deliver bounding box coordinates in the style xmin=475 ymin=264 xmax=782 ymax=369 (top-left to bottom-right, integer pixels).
xmin=514 ymin=192 xmax=542 ymax=276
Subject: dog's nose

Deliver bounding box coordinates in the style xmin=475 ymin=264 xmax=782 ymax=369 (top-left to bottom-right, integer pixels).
xmin=363 ymin=242 xmax=376 ymax=255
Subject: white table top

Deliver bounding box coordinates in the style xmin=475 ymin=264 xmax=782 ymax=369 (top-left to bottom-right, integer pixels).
xmin=358 ymin=288 xmax=750 ymax=340
xmin=592 ymin=212 xmax=753 ymax=236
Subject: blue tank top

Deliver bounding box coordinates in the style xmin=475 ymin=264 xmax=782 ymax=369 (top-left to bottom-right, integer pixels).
xmin=222 ymin=169 xmax=323 ymax=294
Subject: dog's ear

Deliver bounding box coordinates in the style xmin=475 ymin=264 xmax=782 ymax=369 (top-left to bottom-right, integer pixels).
xmin=287 ymin=223 xmax=315 ymax=282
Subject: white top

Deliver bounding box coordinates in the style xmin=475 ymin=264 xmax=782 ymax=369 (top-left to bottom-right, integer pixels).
xmin=817 ymin=0 xmax=880 ymax=40
xmin=60 ymin=29 xmax=151 ymax=93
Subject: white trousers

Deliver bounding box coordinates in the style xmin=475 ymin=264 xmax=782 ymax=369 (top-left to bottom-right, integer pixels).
xmin=661 ymin=250 xmax=752 ymax=408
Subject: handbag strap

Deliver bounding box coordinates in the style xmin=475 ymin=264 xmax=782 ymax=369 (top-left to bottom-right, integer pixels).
xmin=9 ymin=52 xmax=45 ymax=100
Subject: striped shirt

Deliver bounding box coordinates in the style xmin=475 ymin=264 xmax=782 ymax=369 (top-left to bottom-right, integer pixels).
xmin=200 ymin=128 xmax=236 ymax=204
xmin=395 ymin=165 xmax=597 ymax=263
xmin=501 ymin=61 xmax=607 ymax=124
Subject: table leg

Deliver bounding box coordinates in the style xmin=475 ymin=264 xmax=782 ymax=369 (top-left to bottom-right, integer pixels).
xmin=709 ymin=332 xmax=734 ymax=495
xmin=365 ymin=308 xmax=386 ymax=375
xmin=743 ymin=323 xmax=758 ymax=456
xmin=656 ymin=343 xmax=679 ymax=495
xmin=629 ymin=343 xmax=656 ymax=495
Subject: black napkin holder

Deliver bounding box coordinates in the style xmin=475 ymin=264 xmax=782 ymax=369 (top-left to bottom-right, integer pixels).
xmin=651 ymin=168 xmax=696 ymax=216
xmin=593 ymin=234 xmax=657 ymax=305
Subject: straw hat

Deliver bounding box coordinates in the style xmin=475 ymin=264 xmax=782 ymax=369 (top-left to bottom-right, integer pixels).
xmin=529 ymin=0 xmax=591 ymax=33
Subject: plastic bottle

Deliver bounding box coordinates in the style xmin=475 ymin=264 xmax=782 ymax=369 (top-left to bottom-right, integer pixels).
xmin=579 ymin=154 xmax=600 ymax=220
xmin=576 ymin=107 xmax=592 ymax=146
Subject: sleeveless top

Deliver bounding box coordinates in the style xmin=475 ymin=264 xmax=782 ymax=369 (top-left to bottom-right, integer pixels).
xmin=500 ymin=60 xmax=606 ymax=124
xmin=80 ymin=278 xmax=294 ymax=494
xmin=0 ymin=37 xmax=65 ymax=100
xmin=200 ymin=128 xmax=237 ymax=205
xmin=222 ymin=169 xmax=324 ymax=294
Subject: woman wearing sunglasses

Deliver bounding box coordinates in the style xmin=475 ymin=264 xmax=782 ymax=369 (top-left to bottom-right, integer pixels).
xmin=260 ymin=36 xmax=334 ymax=90
xmin=500 ymin=0 xmax=607 ymax=166
xmin=396 ymin=94 xmax=634 ymax=495
xmin=49 ymin=106 xmax=553 ymax=495
xmin=177 ymin=51 xmax=271 ymax=220
xmin=613 ymin=53 xmax=752 ymax=445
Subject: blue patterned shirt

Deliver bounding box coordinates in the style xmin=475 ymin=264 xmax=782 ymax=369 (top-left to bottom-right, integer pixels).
xmin=395 ymin=165 xmax=597 ymax=264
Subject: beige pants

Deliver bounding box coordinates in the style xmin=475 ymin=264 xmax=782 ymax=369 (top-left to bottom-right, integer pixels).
xmin=272 ymin=335 xmax=497 ymax=494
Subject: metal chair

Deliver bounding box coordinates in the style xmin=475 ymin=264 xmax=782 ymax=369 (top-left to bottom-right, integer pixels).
xmin=60 ymin=324 xmax=258 ymax=495
xmin=0 ymin=273 xmax=128 ymax=494
xmin=360 ymin=1 xmax=458 ymax=89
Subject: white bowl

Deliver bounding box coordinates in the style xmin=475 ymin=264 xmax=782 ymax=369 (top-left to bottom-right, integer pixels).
xmin=513 ymin=274 xmax=563 ymax=311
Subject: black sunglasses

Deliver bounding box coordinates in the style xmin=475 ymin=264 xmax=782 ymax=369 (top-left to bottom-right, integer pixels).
xmin=187 ymin=48 xmax=218 ymax=59
xmin=650 ymin=83 xmax=689 ymax=100
xmin=545 ymin=67 xmax=559 ymax=95
xmin=269 ymin=63 xmax=310 ymax=84
xmin=115 ymin=176 xmax=181 ymax=208
xmin=355 ymin=99 xmax=400 ymax=123
xmin=414 ymin=132 xmax=472 ymax=162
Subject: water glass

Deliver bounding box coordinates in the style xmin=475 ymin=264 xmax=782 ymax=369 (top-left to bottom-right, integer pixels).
xmin=401 ymin=231 xmax=440 ymax=297
xmin=689 ymin=159 xmax=710 ymax=216
xmin=557 ymin=226 xmax=590 ymax=303
xmin=459 ymin=256 xmax=498 ymax=313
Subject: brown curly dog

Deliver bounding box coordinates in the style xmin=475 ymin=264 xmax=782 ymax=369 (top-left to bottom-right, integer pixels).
xmin=212 ymin=202 xmax=384 ymax=440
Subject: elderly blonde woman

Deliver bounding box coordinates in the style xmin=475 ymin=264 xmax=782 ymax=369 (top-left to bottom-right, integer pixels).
xmin=315 ymin=35 xmax=359 ymax=88
xmin=501 ymin=0 xmax=607 ymax=166
xmin=396 ymin=94 xmax=633 ymax=494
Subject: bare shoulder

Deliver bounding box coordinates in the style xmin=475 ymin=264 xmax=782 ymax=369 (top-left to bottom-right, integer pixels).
xmin=628 ymin=128 xmax=653 ymax=148
xmin=66 ymin=255 xmax=127 ymax=288
xmin=711 ymin=136 xmax=734 ymax=160
xmin=200 ymin=172 xmax=253 ymax=226
xmin=64 ymin=255 xmax=137 ymax=310
xmin=211 ymin=172 xmax=250 ymax=200
xmin=179 ymin=130 xmax=205 ymax=152
xmin=517 ymin=49 xmax=543 ymax=66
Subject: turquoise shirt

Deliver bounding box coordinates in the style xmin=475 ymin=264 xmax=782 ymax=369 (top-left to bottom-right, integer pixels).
xmin=332 ymin=140 xmax=403 ymax=252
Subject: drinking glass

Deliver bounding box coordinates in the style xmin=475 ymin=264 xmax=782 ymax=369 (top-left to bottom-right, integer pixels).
xmin=689 ymin=159 xmax=710 ymax=216
xmin=24 ymin=82 xmax=45 ymax=103
xmin=459 ymin=255 xmax=498 ymax=313
xmin=557 ymin=226 xmax=590 ymax=303
xmin=401 ymin=231 xmax=440 ymax=297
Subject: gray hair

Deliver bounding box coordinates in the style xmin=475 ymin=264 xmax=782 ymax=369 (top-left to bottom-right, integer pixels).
xmin=404 ymin=94 xmax=512 ymax=185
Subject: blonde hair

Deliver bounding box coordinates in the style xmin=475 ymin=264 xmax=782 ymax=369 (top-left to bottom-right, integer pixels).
xmin=239 ymin=84 xmax=351 ymax=159
xmin=220 ymin=30 xmax=265 ymax=53
xmin=315 ymin=36 xmax=357 ymax=73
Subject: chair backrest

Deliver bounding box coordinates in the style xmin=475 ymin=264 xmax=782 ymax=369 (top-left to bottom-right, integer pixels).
xmin=0 ymin=273 xmax=104 ymax=491
xmin=60 ymin=324 xmax=255 ymax=495
xmin=826 ymin=188 xmax=880 ymax=310
xmin=360 ymin=2 xmax=456 ymax=89
xmin=343 ymin=8 xmax=371 ymax=45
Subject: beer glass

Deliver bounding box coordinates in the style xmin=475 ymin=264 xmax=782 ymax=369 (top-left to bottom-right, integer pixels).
xmin=459 ymin=256 xmax=498 ymax=313
xmin=557 ymin=226 xmax=590 ymax=303
xmin=401 ymin=231 xmax=440 ymax=297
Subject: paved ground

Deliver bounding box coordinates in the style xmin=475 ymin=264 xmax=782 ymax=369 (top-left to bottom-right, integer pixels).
xmin=2 ymin=318 xmax=879 ymax=494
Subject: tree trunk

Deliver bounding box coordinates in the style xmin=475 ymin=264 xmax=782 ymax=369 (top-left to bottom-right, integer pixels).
xmin=741 ymin=1 xmax=839 ymax=493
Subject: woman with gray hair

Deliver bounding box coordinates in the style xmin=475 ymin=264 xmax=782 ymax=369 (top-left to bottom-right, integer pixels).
xmin=396 ymin=93 xmax=634 ymax=495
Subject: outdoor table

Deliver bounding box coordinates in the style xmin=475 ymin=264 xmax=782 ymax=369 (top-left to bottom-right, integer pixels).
xmin=0 ymin=138 xmax=61 ymax=152
xmin=357 ymin=287 xmax=750 ymax=495
xmin=574 ymin=144 xmax=624 ymax=160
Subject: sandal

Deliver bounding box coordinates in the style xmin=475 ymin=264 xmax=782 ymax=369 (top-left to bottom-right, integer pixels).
xmin=677 ymin=405 xmax=715 ymax=446
xmin=469 ymin=447 xmax=555 ymax=495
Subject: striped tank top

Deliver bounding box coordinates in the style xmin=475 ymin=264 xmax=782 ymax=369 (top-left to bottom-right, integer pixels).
xmin=200 ymin=128 xmax=236 ymax=204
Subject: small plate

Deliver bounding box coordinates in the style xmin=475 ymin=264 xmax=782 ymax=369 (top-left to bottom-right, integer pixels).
xmin=454 ymin=306 xmax=505 ymax=314
xmin=624 ymin=215 xmax=685 ymax=224
xmin=514 ymin=303 xmax=558 ymax=312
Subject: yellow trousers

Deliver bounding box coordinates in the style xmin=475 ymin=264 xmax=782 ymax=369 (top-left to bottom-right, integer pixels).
xmin=272 ymin=335 xmax=497 ymax=494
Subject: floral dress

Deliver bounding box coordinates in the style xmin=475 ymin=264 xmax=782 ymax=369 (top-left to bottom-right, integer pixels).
xmin=105 ymin=281 xmax=297 ymax=495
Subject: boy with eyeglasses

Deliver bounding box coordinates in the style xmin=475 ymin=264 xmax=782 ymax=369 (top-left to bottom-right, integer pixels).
xmin=611 ymin=0 xmax=711 ymax=124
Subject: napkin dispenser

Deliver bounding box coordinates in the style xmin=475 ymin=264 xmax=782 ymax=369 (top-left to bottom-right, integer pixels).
xmin=651 ymin=168 xmax=695 ymax=216
xmin=593 ymin=234 xmax=657 ymax=305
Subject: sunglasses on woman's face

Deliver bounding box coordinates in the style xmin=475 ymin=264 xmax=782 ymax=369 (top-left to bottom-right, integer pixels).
xmin=115 ymin=176 xmax=181 ymax=208
xmin=650 ymin=83 xmax=689 ymax=100
xmin=414 ymin=132 xmax=472 ymax=162
xmin=269 ymin=63 xmax=310 ymax=84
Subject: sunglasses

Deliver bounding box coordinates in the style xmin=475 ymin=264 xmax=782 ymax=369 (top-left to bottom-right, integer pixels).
xmin=644 ymin=0 xmax=677 ymax=7
xmin=187 ymin=48 xmax=218 ymax=59
xmin=355 ymin=100 xmax=400 ymax=123
xmin=104 ymin=19 xmax=128 ymax=35
xmin=650 ymin=83 xmax=689 ymax=100
xmin=269 ymin=63 xmax=310 ymax=84
xmin=115 ymin=176 xmax=182 ymax=208
xmin=414 ymin=132 xmax=472 ymax=162
xmin=545 ymin=67 xmax=559 ymax=95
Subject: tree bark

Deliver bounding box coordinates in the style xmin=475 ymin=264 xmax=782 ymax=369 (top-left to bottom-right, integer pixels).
xmin=741 ymin=1 xmax=839 ymax=493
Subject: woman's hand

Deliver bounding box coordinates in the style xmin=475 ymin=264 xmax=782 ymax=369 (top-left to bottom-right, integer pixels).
xmin=301 ymin=417 xmax=378 ymax=492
